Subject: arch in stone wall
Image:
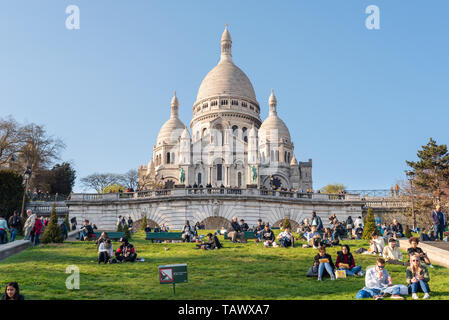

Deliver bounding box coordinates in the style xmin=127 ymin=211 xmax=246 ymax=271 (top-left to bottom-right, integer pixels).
xmin=272 ymin=218 xmax=300 ymax=231
xmin=200 ymin=216 xmax=231 ymax=229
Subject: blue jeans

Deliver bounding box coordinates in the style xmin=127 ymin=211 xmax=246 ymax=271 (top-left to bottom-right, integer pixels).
xmin=410 ymin=280 xmax=429 ymax=293
xmin=10 ymin=228 xmax=18 ymax=242
xmin=356 ymin=288 xmax=382 ymax=299
xmin=318 ymin=262 xmax=334 ymax=278
xmin=435 ymin=225 xmax=444 ymax=241
xmin=0 ymin=230 xmax=7 ymax=244
xmin=79 ymin=230 xmax=88 ymax=240
xmin=33 ymin=233 xmax=40 ymax=245
xmin=339 ymin=265 xmax=362 ymax=276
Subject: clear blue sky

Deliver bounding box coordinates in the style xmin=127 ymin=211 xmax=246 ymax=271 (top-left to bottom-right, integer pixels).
xmin=1 ymin=0 xmax=448 ymax=192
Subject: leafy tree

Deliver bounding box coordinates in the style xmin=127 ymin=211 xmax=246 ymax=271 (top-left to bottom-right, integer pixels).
xmin=321 ymin=183 xmax=345 ymax=194
xmin=362 ymin=208 xmax=377 ymax=240
xmin=117 ymin=223 xmax=123 ymax=232
xmin=123 ymin=224 xmax=131 ymax=239
xmin=141 ymin=214 xmax=148 ymax=231
xmin=406 ymin=138 xmax=449 ymax=205
xmin=41 ymin=203 xmax=64 ymax=243
xmin=49 ymin=162 xmax=76 ymax=195
xmin=0 ymin=170 xmax=24 ymax=220
xmin=103 ymin=183 xmax=126 ymax=194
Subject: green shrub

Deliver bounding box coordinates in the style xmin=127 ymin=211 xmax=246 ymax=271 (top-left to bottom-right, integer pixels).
xmin=123 ymin=224 xmax=131 ymax=239
xmin=282 ymin=217 xmax=292 ymax=230
xmin=64 ymin=213 xmax=70 ymax=232
xmin=362 ymin=208 xmax=377 ymax=240
xmin=141 ymin=214 xmax=148 ymax=231
xmin=117 ymin=223 xmax=123 ymax=232
xmin=404 ymin=226 xmax=412 ymax=238
xmin=41 ymin=204 xmax=64 ymax=244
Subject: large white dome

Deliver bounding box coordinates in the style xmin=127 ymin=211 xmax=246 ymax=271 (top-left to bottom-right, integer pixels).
xmin=195 ymin=25 xmax=257 ymax=105
xmin=196 ymin=60 xmax=257 ymax=103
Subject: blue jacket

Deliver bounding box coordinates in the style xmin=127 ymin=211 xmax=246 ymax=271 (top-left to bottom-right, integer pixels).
xmin=431 ymin=210 xmax=446 ymax=226
xmin=0 ymin=218 xmax=9 ymax=232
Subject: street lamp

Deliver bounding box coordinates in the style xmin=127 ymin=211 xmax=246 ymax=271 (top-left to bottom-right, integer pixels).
xmin=406 ymin=170 xmax=416 ymax=231
xmin=20 ymin=165 xmax=32 ymax=219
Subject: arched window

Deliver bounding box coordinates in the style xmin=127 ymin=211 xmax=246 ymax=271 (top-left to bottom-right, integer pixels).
xmin=284 ymin=151 xmax=287 ymax=163
xmin=242 ymin=127 xmax=247 ymax=142
xmin=171 ymin=152 xmax=175 ymax=164
xmin=198 ymin=173 xmax=202 ymax=185
xmin=237 ymin=172 xmax=242 ymax=187
xmin=166 ymin=152 xmax=170 ymax=164
xmin=202 ymin=128 xmax=207 ymax=138
xmin=232 ymin=125 xmax=238 ymax=136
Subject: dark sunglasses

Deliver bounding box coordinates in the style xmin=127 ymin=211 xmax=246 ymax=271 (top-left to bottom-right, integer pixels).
xmin=377 ymin=265 xmax=385 ymax=269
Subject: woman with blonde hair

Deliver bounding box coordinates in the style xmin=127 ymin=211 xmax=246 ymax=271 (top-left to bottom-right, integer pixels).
xmin=406 ymin=254 xmax=430 ymax=299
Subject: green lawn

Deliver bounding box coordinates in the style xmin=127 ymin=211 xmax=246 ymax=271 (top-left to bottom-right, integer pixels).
xmin=1 ymin=230 xmax=448 ymax=300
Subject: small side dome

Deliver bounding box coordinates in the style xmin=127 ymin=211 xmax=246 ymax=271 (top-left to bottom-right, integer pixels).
xmin=156 ymin=93 xmax=186 ymax=146
xmin=181 ymin=127 xmax=191 ymax=139
xmin=290 ymin=154 xmax=298 ymax=165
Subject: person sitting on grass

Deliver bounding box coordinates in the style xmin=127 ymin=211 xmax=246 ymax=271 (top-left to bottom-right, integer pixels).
xmin=254 ymin=219 xmax=265 ymax=243
xmin=392 ymin=219 xmax=404 ymax=238
xmin=98 ymin=239 xmax=113 ymax=264
xmin=369 ymin=232 xmax=385 ymax=255
xmin=314 ymin=246 xmax=335 ymax=281
xmin=277 ymin=226 xmax=294 ymax=247
xmin=354 ymin=224 xmax=364 ymax=240
xmin=1 ymin=282 xmax=24 ymax=300
xmin=304 ymin=225 xmax=321 ymax=248
xmin=382 ymin=238 xmax=404 ymax=264
xmin=228 ymin=216 xmax=246 ymax=243
xmin=356 ymin=258 xmax=404 ymax=300
xmin=335 ymin=244 xmax=363 ymax=276
xmin=261 ymin=223 xmax=277 ymax=247
xmin=115 ymin=237 xmax=137 ymax=262
xmin=79 ymin=220 xmax=94 ymax=241
xmin=407 ymin=254 xmax=431 ymax=300
xmin=407 ymin=237 xmax=433 ymax=268
xmin=96 ymin=232 xmax=109 ymax=247
xmin=197 ymin=233 xmax=222 ymax=250
xmin=181 ymin=220 xmax=194 ymax=243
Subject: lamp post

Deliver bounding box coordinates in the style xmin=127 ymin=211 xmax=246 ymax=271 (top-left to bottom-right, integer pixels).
xmin=20 ymin=165 xmax=32 ymax=219
xmin=406 ymin=170 xmax=416 ymax=231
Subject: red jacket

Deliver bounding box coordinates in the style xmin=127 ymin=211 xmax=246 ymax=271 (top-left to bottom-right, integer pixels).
xmin=33 ymin=218 xmax=43 ymax=234
xmin=335 ymin=252 xmax=355 ymax=269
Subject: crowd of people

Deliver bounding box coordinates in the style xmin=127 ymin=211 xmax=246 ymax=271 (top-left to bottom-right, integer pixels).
xmin=2 ymin=204 xmax=448 ymax=300
xmin=0 ymin=209 xmax=71 ymax=245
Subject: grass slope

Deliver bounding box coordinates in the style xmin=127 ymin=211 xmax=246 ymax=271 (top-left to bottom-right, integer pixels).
xmin=1 ymin=230 xmax=448 ymax=300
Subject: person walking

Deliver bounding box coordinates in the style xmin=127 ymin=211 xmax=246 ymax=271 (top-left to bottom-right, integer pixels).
xmin=23 ymin=209 xmax=36 ymax=241
xmin=431 ymin=205 xmax=446 ymax=241
xmin=31 ymin=216 xmax=43 ymax=246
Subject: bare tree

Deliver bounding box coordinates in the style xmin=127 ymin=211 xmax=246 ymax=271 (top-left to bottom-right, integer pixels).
xmin=0 ymin=116 xmax=26 ymax=167
xmin=119 ymin=169 xmax=138 ymax=190
xmin=80 ymin=173 xmax=121 ymax=193
xmin=20 ymin=123 xmax=65 ymax=171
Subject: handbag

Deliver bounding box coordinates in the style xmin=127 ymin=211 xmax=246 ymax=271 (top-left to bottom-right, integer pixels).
xmin=335 ymin=269 xmax=347 ymax=279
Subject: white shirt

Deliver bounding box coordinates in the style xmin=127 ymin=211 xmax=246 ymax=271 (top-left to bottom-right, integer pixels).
xmin=98 ymin=243 xmax=113 ymax=256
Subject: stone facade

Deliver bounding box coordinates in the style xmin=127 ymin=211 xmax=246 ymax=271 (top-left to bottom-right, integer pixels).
xmin=138 ymin=26 xmax=312 ymax=191
xmin=67 ymin=190 xmax=364 ymax=230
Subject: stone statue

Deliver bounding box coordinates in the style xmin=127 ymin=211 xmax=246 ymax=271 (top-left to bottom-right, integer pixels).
xmin=179 ymin=168 xmax=185 ymax=184
xmin=251 ymin=165 xmax=257 ymax=183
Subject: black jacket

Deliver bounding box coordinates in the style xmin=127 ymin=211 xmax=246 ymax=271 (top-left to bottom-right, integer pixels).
xmin=261 ymin=229 xmax=275 ymax=241
xmin=207 ymin=235 xmax=222 ymax=249
xmin=229 ymin=221 xmax=242 ymax=232
xmin=240 ymin=223 xmax=249 ymax=231
xmin=254 ymin=224 xmax=265 ymax=235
